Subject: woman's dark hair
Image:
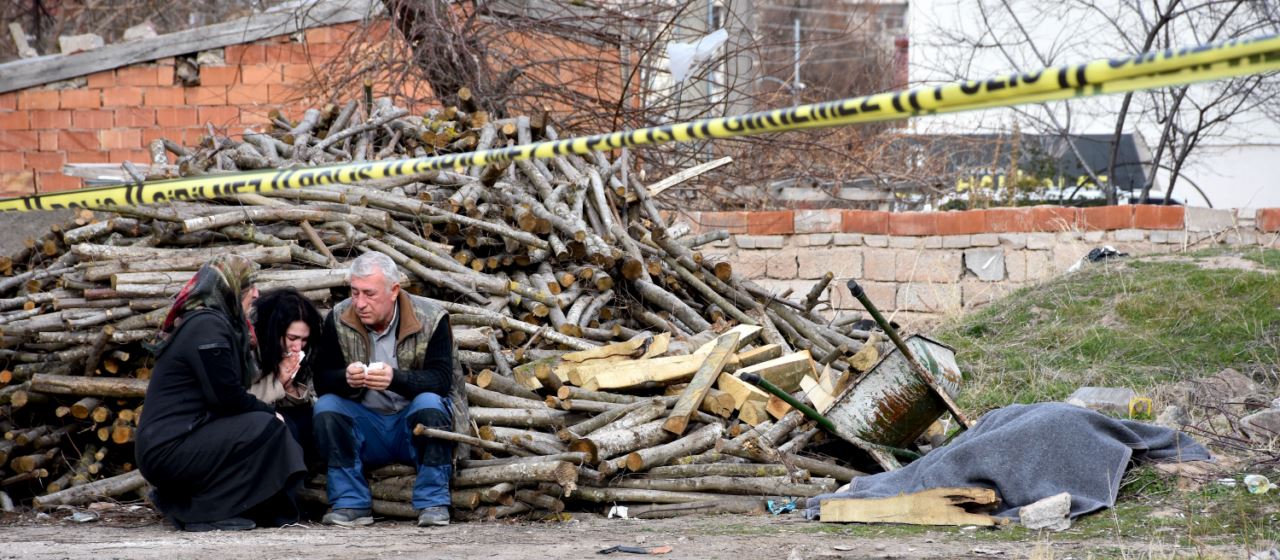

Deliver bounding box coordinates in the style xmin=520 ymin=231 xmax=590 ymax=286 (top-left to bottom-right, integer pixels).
xmin=253 ymin=288 xmax=324 ymax=382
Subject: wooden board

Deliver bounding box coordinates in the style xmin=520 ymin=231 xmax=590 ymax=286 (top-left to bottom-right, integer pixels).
xmin=735 ymin=350 xmax=815 ymax=392
xmin=819 ymin=487 xmax=1004 ymax=526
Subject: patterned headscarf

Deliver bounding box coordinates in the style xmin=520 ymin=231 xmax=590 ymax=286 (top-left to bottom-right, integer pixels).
xmin=153 ymin=254 xmax=260 ymax=387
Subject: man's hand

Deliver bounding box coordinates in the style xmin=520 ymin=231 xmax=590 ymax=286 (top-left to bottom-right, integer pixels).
xmin=363 ymin=362 xmax=393 ymax=391
xmin=346 ymin=362 xmax=367 ymax=388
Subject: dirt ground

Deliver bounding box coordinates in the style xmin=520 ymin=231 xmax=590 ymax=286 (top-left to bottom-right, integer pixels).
xmin=0 ymin=509 xmax=1250 ymax=560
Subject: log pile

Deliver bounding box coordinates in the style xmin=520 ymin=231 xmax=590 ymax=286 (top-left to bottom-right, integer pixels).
xmin=0 ymin=96 xmax=893 ymax=520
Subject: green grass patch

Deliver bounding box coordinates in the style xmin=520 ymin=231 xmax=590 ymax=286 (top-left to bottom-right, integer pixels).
xmin=936 ymin=248 xmax=1280 ymax=413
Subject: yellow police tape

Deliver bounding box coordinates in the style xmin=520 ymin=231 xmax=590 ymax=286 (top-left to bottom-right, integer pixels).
xmin=2 ymin=33 xmax=1278 ymax=212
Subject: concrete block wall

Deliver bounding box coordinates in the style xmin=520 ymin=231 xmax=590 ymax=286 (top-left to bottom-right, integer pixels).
xmin=678 ymin=206 xmax=1280 ymax=326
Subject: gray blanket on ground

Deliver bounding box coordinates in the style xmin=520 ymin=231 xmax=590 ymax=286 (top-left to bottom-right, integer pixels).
xmin=804 ymin=402 xmax=1211 ymax=520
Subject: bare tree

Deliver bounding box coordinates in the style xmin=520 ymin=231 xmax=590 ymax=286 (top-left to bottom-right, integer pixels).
xmin=914 ymin=0 xmax=1280 ymax=207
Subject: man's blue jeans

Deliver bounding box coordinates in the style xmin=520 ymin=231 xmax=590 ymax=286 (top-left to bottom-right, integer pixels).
xmin=314 ymin=393 xmax=452 ymax=510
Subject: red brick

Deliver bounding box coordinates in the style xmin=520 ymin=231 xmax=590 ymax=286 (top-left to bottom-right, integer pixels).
xmin=1080 ymin=206 xmax=1133 ymax=231
xmin=240 ymin=64 xmax=284 ymax=85
xmin=226 ymin=84 xmax=272 ymax=105
xmin=115 ymin=107 xmax=155 ymax=127
xmin=934 ymin=210 xmax=986 ymax=235
xmin=0 ymin=93 xmax=16 ymax=110
xmin=186 ymin=86 xmax=228 ymax=106
xmin=985 ymin=208 xmax=1031 ymax=232
xmin=86 ymin=71 xmax=115 ymax=88
xmin=60 ymin=89 xmax=101 ymax=109
xmin=108 ymin=149 xmax=152 ymax=163
xmin=65 ymin=150 xmax=110 ymax=164
xmin=58 ymin=130 xmax=100 ymax=151
xmin=1133 ymin=204 xmax=1185 ymax=230
xmin=100 ymin=129 xmax=143 ymax=149
xmin=197 ymin=106 xmax=241 ymax=127
xmin=116 ymin=67 xmax=161 ymax=86
xmin=889 ymin=211 xmax=937 ymax=236
xmin=0 ymin=172 xmax=36 ymax=197
xmin=264 ymin=44 xmax=309 ymax=64
xmin=29 ymin=110 xmax=72 ymax=129
xmin=26 ymin=151 xmax=66 ymax=171
xmin=199 ymin=66 xmax=240 ymax=86
xmin=0 ymin=111 xmax=29 ymax=130
xmin=18 ymin=90 xmax=61 ymax=110
xmin=268 ymin=84 xmax=303 ymax=104
xmin=143 ymin=87 xmax=186 ymax=107
xmin=841 ymin=210 xmax=888 ymax=234
xmin=0 ymin=130 xmax=38 ymax=151
xmin=746 ymin=211 xmax=794 ymax=235
xmin=281 ymin=64 xmax=318 ymax=82
xmin=156 ymin=107 xmax=199 ymax=127
xmin=157 ymin=65 xmax=175 ymax=85
xmin=1024 ymin=207 xmax=1080 ymax=232
xmin=72 ymin=110 xmax=114 ymax=129
xmin=225 ymin=44 xmax=268 ymax=65
xmin=304 ymin=25 xmax=347 ymax=44
xmin=1258 ymin=209 xmax=1280 ymax=233
xmin=302 ymin=43 xmax=344 ymax=63
xmin=38 ymin=173 xmax=82 ymax=192
xmin=0 ymin=152 xmax=24 ymax=172
xmin=240 ymin=109 xmax=274 ymax=126
xmin=38 ymin=131 xmax=57 ymax=151
xmin=698 ymin=211 xmax=749 ymax=234
xmin=101 ymin=86 xmax=144 ymax=107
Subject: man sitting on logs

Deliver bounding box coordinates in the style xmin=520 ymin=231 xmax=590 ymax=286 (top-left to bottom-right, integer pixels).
xmin=312 ymin=251 xmax=466 ymax=528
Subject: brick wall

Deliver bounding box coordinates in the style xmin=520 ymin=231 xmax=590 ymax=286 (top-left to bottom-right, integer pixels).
xmin=679 ymin=206 xmax=1280 ymax=326
xmin=0 ymin=19 xmax=623 ymax=198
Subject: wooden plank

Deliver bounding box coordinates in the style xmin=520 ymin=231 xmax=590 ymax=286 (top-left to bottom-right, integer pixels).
xmin=735 ymin=350 xmax=815 ymax=393
xmin=716 ymin=371 xmax=770 ymax=409
xmin=628 ymin=157 xmax=734 ymax=203
xmin=0 ymin=1 xmax=379 ymax=93
xmin=819 ymin=487 xmax=1004 ymax=526
xmin=799 ymin=375 xmax=836 ymax=414
xmin=664 ymin=332 xmax=740 ymax=435
xmin=578 ymin=353 xmax=708 ymax=391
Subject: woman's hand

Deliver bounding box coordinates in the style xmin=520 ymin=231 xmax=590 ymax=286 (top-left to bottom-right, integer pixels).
xmin=278 ymin=352 xmax=303 ymax=397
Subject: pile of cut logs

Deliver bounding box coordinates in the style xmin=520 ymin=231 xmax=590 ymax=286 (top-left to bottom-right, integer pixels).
xmin=0 ymin=96 xmax=890 ymax=520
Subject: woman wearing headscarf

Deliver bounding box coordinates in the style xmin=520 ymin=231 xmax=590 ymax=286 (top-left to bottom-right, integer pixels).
xmin=249 ymin=287 xmax=324 ymax=466
xmin=135 ymin=255 xmax=306 ymax=532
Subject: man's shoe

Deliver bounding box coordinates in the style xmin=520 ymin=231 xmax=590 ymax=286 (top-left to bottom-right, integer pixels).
xmin=416 ymin=506 xmax=449 ymax=527
xmin=322 ymin=508 xmax=373 ymax=527
xmin=182 ymin=517 xmax=256 ymax=532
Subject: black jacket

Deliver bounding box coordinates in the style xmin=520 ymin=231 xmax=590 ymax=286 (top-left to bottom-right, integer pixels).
xmin=137 ymin=309 xmax=273 ymax=451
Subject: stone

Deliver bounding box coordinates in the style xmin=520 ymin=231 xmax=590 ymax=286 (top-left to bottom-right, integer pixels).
xmin=1194 ymin=368 xmax=1263 ymax=408
xmin=1020 ymin=492 xmax=1072 ymax=531
xmin=1155 ymin=405 xmax=1190 ymax=430
xmin=730 ymin=251 xmax=769 ymax=278
xmin=797 ymin=248 xmax=861 ymax=279
xmin=832 ymin=279 xmax=895 ymax=311
xmin=1024 ymin=251 xmax=1054 ymax=281
xmin=1226 ymin=231 xmax=1258 ymax=246
xmin=1083 ymin=231 xmax=1105 ymax=243
xmin=961 ymin=280 xmax=1017 ymax=308
xmin=863 ymin=235 xmax=889 ymax=248
xmin=795 ymin=209 xmax=842 ymax=233
xmin=1004 ymin=251 xmax=1028 ymax=282
xmin=1272 ymin=397 xmax=1280 ymax=409
xmin=862 ymin=250 xmax=896 ymax=281
xmin=123 ymin=21 xmax=158 ymax=41
xmin=896 ymin=251 xmax=962 ymax=283
xmin=794 ymin=233 xmax=833 ymax=247
xmin=1026 ymin=233 xmax=1056 ymax=250
xmin=766 ymin=248 xmax=799 ymax=279
xmin=923 ymin=236 xmax=943 ymax=249
xmin=998 ymin=233 xmax=1027 ymax=248
xmin=942 ymin=235 xmax=971 ymax=249
xmin=964 ymin=248 xmax=1005 ymax=281
xmin=1114 ymin=229 xmax=1146 ymax=242
xmin=833 ymin=233 xmax=863 ymax=246
xmin=1065 ymin=386 xmax=1137 ymax=416
xmin=896 ymin=283 xmax=961 ymax=313
xmin=889 ymin=236 xmax=923 ymax=249
xmin=735 ymin=235 xmax=785 ymax=249
xmin=970 ymin=233 xmax=999 ymax=247
xmin=1185 ymin=207 xmax=1234 ymax=232
xmin=1240 ymin=410 xmax=1280 ymax=442
xmin=58 ymin=33 xmax=104 ymax=55
xmin=1149 ymin=230 xmax=1174 ymax=244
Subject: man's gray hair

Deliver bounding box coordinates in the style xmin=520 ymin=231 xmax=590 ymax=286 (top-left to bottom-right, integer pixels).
xmin=348 ymin=251 xmax=402 ymax=289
